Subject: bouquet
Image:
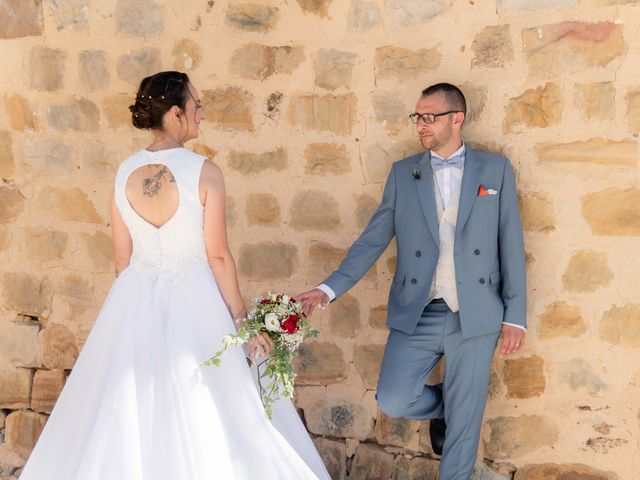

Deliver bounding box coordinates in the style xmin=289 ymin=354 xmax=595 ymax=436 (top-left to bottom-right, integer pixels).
xmin=201 ymin=293 xmax=318 ymax=418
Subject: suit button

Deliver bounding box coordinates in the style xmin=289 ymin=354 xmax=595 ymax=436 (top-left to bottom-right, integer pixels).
xmin=415 ymin=251 xmax=421 ymax=257
xmin=411 ymin=278 xmax=417 ymax=284
xmin=479 ymin=278 xmax=485 ymax=284
xmin=474 ymin=249 xmax=480 ymax=255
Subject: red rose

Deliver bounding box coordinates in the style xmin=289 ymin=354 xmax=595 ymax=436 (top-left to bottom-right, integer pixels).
xmin=281 ymin=314 xmax=300 ymax=333
xmin=260 ymin=299 xmax=271 ymax=304
xmin=289 ymin=297 xmax=297 ymax=303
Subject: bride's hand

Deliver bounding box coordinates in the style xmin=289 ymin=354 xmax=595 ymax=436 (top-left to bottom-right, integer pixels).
xmin=249 ymin=332 xmax=275 ymax=361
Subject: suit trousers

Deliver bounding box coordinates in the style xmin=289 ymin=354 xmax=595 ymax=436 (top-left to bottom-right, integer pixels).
xmin=376 ymin=302 xmax=500 ymax=480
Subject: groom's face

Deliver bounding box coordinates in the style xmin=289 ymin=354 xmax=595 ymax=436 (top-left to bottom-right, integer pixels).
xmin=414 ymin=92 xmax=456 ymax=152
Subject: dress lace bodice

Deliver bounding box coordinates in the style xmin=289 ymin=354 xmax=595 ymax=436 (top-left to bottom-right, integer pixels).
xmin=114 ymin=148 xmax=209 ymax=277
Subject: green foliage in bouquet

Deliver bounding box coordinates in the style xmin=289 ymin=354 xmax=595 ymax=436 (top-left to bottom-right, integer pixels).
xmin=201 ymin=293 xmax=318 ymax=418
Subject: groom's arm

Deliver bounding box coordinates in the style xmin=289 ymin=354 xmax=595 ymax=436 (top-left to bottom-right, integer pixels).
xmin=322 ymin=163 xmax=398 ymax=299
xmin=498 ymin=159 xmax=527 ymax=329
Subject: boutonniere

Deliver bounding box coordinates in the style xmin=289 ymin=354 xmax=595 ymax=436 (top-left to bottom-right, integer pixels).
xmin=411 ymin=168 xmax=421 ymax=180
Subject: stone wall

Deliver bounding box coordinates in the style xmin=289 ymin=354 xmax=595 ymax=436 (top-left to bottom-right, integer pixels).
xmin=1 ymin=1 xmax=639 ymax=479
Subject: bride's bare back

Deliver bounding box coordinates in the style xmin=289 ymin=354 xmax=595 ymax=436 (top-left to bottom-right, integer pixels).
xmin=125 ymin=164 xmax=179 ymax=229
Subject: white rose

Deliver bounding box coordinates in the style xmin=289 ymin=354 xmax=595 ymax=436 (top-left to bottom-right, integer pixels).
xmin=282 ymin=295 xmax=290 ymax=304
xmin=264 ymin=313 xmax=280 ymax=332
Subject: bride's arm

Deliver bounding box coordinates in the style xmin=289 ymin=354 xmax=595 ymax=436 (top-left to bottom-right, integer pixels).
xmin=200 ymin=160 xmax=246 ymax=323
xmin=111 ymin=193 xmax=132 ymax=276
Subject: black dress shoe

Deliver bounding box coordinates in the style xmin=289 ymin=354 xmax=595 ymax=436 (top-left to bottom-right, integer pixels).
xmin=429 ymin=417 xmax=446 ymax=455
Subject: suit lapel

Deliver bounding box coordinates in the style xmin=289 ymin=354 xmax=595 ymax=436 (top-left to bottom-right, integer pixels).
xmin=415 ymin=152 xmax=439 ymax=244
xmin=456 ymin=148 xmax=485 ymax=237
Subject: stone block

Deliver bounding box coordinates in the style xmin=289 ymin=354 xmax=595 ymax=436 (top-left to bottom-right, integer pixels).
xmin=384 ymin=0 xmax=447 ymax=26
xmin=39 ymin=324 xmax=79 ymax=370
xmin=347 ymin=0 xmax=382 ymax=31
xmin=228 ymin=148 xmax=287 ymax=176
xmin=225 ymin=3 xmax=279 ymax=31
xmin=47 ymin=98 xmax=99 ymax=132
xmin=202 ymin=87 xmax=254 ymax=131
xmin=0 ymin=226 xmax=11 ymax=252
xmin=538 ymin=301 xmax=586 ymax=340
xmin=172 ymin=39 xmax=202 ymax=71
xmin=2 ymin=272 xmax=50 ymax=317
xmin=503 ymin=355 xmax=545 ymax=399
xmin=375 ymin=46 xmax=441 ymax=81
xmin=116 ymin=0 xmax=164 ymax=38
xmin=307 ymin=242 xmax=345 ymax=284
xmin=290 ymin=190 xmax=340 ymax=231
xmin=304 ymin=143 xmax=351 ymax=176
xmin=0 ymin=318 xmax=40 ymax=368
xmin=245 ymin=193 xmax=280 ymax=226
xmin=5 ymin=411 xmax=47 ymax=458
xmin=305 ymin=397 xmax=374 ymax=439
xmin=35 ymin=187 xmax=101 ymax=223
xmin=582 ymin=188 xmax=640 ymax=236
xmin=365 ymin=141 xmax=418 ymax=183
xmin=562 ymin=250 xmax=613 ymax=293
xmin=25 ymin=46 xmax=65 ymax=91
xmin=4 ymin=96 xmax=34 ymax=130
xmin=329 ymin=294 xmax=360 ymax=338
xmin=24 ymin=227 xmax=67 ymax=265
xmin=0 ymin=182 xmax=24 ymax=224
xmin=461 ymin=84 xmax=487 ymax=123
xmin=296 ymin=0 xmax=333 ymax=17
xmin=536 ymin=138 xmax=636 ymax=167
xmin=31 ymin=369 xmax=66 ymax=413
xmin=393 ymin=456 xmax=439 ymax=480
xmin=355 ymin=194 xmax=377 ymax=229
xmin=116 ymin=48 xmax=162 ymax=86
xmin=353 ymin=344 xmax=384 ymax=389
xmin=81 ymin=141 xmax=119 ymax=176
xmin=376 ymin=409 xmax=421 ymax=447
xmin=293 ymin=341 xmax=347 ymax=384
xmin=559 ymin=358 xmax=605 ymax=396
xmin=288 ymin=94 xmax=356 ymax=135
xmin=472 ymin=25 xmax=514 ymax=68
xmin=230 ymin=44 xmax=304 ymax=80
xmin=102 ymin=93 xmax=133 ymax=129
xmin=503 ymin=83 xmax=563 ymax=133
xmin=471 ymin=461 xmax=512 ymax=480
xmin=514 ymin=463 xmax=617 ymax=480
xmin=315 ymin=49 xmax=358 ymax=90
xmin=599 ymin=303 xmax=640 ymax=348
xmin=523 ymin=22 xmax=626 ymax=78
xmin=0 ymin=131 xmax=13 ymax=179
xmin=313 ymin=438 xmax=347 ymax=480
xmin=485 ymin=415 xmax=558 ymax=459
xmin=0 ymin=365 xmax=32 ymax=409
xmin=59 ymin=274 xmax=94 ymax=302
xmin=79 ymin=50 xmax=109 ymax=91
xmin=574 ymin=82 xmax=615 ymax=121
xmin=518 ymin=192 xmax=555 ymax=232
xmin=626 ymin=87 xmax=640 ymax=133
xmin=225 ymin=195 xmax=237 ymax=228
xmin=238 ymin=242 xmax=297 ymax=279
xmin=0 ymin=0 xmax=43 ymax=38
xmin=23 ymin=138 xmax=74 ymax=175
xmin=0 ymin=443 xmax=26 ymax=471
xmin=47 ymin=0 xmax=89 ymax=30
xmin=350 ymin=443 xmax=394 ymax=479
xmin=368 ymin=305 xmax=387 ymax=329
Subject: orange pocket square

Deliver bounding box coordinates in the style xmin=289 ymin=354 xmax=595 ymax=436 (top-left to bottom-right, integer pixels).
xmin=477 ymin=185 xmax=489 ymax=196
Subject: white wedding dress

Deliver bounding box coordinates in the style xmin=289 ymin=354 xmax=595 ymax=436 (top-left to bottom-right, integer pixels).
xmin=20 ymin=148 xmax=330 ymax=480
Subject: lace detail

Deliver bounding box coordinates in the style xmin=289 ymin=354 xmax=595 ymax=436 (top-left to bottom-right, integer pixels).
xmin=115 ymin=149 xmax=209 ymax=278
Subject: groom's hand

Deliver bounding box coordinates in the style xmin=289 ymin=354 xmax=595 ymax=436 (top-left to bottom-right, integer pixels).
xmin=499 ymin=324 xmax=525 ymax=356
xmin=298 ymin=288 xmax=330 ymax=317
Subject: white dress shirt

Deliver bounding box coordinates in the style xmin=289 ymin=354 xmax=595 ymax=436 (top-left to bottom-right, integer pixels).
xmin=319 ymin=143 xmax=524 ymax=331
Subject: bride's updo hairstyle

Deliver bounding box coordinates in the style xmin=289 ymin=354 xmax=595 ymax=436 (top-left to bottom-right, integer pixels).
xmin=129 ymin=71 xmax=191 ymax=130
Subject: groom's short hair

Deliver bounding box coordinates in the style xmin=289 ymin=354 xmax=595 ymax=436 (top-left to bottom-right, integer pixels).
xmin=421 ymin=83 xmax=467 ymax=116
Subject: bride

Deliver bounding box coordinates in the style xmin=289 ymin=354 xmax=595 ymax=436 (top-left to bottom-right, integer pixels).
xmin=20 ymin=71 xmax=330 ymax=480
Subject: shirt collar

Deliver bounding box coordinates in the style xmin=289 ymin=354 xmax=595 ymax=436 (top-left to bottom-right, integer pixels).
xmin=431 ymin=142 xmax=466 ymax=162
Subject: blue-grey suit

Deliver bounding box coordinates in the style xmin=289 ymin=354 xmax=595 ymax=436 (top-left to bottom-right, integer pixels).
xmin=323 ymin=147 xmax=526 ymax=479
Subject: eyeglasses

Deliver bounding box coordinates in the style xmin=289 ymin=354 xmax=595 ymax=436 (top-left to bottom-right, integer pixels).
xmin=409 ymin=111 xmax=462 ymax=124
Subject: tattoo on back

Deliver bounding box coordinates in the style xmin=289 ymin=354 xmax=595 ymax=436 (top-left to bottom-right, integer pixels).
xmin=142 ymin=166 xmax=176 ymax=197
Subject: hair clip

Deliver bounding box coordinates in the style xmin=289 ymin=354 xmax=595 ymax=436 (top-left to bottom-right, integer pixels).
xmin=139 ymin=95 xmax=145 ymax=99
xmin=160 ymin=96 xmax=165 ymax=100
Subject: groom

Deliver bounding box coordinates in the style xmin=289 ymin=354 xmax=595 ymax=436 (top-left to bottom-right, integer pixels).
xmin=299 ymin=83 xmax=526 ymax=479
